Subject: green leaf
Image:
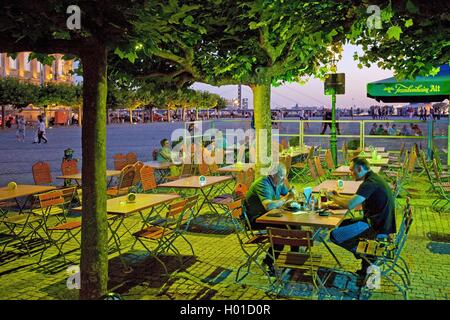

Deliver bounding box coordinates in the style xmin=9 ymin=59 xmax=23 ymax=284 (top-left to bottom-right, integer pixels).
xmin=386 ymin=25 xmax=402 ymax=41
xmin=405 ymin=19 xmax=413 ymax=28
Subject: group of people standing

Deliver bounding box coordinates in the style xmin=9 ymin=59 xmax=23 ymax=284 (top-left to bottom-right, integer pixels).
xmin=369 ymin=123 xmax=422 ymax=136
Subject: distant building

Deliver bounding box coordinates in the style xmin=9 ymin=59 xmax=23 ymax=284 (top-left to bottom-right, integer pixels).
xmin=0 ymin=52 xmax=73 ymax=85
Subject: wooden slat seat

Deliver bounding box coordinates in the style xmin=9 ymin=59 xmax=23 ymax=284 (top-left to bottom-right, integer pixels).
xmin=276 ymin=251 xmax=322 ymax=270
xmin=245 ymin=234 xmax=268 ymax=245
xmin=133 ymin=225 xmax=171 ymax=239
xmin=48 ymin=221 xmax=81 ymax=231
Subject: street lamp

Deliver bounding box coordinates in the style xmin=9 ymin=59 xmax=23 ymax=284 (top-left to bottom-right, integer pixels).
xmin=324 ymin=53 xmax=345 ymax=166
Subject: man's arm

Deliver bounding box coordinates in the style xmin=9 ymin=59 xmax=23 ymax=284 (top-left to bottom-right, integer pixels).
xmin=331 ymin=192 xmax=366 ymax=210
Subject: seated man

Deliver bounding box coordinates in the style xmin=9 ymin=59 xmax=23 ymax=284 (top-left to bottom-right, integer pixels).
xmin=157 ymin=139 xmax=172 ymax=162
xmin=244 ymin=164 xmax=296 ymax=275
xmin=328 ymin=157 xmax=396 ymax=282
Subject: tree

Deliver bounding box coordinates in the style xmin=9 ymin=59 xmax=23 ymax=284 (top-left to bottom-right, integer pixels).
xmin=0 ymin=0 xmax=170 ymax=299
xmin=0 ymin=77 xmax=38 ymax=129
xmin=131 ymin=0 xmax=356 ymax=172
xmin=348 ymin=0 xmax=450 ymax=79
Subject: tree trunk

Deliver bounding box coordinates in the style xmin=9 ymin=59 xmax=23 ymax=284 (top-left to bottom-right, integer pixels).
xmin=79 ymin=42 xmax=108 ymax=300
xmin=251 ymin=82 xmax=272 ymax=176
xmin=150 ymin=107 xmax=153 ymax=123
xmin=1 ymin=105 xmax=4 ymax=129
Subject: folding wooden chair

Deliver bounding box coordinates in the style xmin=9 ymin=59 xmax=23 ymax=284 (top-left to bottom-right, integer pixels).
xmin=140 ymin=165 xmax=158 ymax=193
xmin=357 ymin=198 xmax=414 ymax=299
xmin=198 ymin=162 xmax=210 ymax=176
xmin=313 ymin=156 xmax=327 ymax=182
xmin=126 ymin=152 xmax=138 ymax=165
xmin=133 ymin=197 xmax=196 ymax=274
xmin=132 ymin=161 xmax=144 ymax=187
xmin=32 ymin=161 xmax=53 ymax=185
xmin=291 ymin=146 xmax=315 ymax=182
xmin=61 ymin=159 xmax=79 ymax=175
xmin=38 ymin=219 xmax=81 ymax=264
xmin=165 ymin=163 xmax=194 ymax=181
xmin=267 ymin=227 xmax=323 ymax=297
xmin=280 ymin=155 xmax=292 ymax=179
xmin=113 ymin=153 xmax=127 ymax=170
xmin=0 ymin=210 xmax=45 ymax=256
xmin=32 ymin=188 xmax=75 ymax=224
xmin=106 ymin=165 xmax=135 ymax=197
xmin=226 ymin=199 xmax=272 ymax=283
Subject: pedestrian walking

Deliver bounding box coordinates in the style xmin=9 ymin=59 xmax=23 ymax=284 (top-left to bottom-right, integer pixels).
xmin=37 ymin=115 xmax=48 ymax=144
xmin=16 ymin=116 xmax=26 ymax=142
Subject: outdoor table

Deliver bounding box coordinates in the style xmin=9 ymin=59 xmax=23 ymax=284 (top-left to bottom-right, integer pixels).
xmin=364 ymin=147 xmax=385 ymax=152
xmin=0 ymin=184 xmax=56 ymax=255
xmin=312 ymin=180 xmax=363 ymax=195
xmin=256 ymin=207 xmax=348 ymax=267
xmin=217 ymin=163 xmax=255 ymax=174
xmin=333 ymin=165 xmax=381 ymax=176
xmin=0 ymin=184 xmax=56 ymax=213
xmin=367 ymin=158 xmax=390 ymax=166
xmin=72 ymin=193 xmax=180 ymax=272
xmin=360 ymin=152 xmax=390 ymax=159
xmin=280 ymin=146 xmax=310 ymax=164
xmin=158 ymin=175 xmax=233 ymax=216
xmin=56 ymin=170 xmax=121 ymax=186
xmin=143 ymin=161 xmax=178 ymax=183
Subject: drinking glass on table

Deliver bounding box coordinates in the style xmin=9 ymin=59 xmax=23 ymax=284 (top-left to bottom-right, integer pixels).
xmin=320 ymin=188 xmax=328 ymax=203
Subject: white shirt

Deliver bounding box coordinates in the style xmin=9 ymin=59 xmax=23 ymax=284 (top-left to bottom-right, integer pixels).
xmin=38 ymin=122 xmax=46 ymax=132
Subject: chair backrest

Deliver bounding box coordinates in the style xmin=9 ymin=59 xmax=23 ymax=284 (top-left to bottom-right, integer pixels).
xmin=32 ymin=161 xmax=52 ymax=185
xmin=38 ymin=189 xmax=64 ymax=210
xmin=393 ymin=197 xmax=413 ymax=258
xmin=61 ymin=159 xmax=79 ymax=176
xmin=126 ymin=152 xmax=138 ymax=165
xmin=307 ymin=145 xmax=315 ymax=160
xmin=227 ymin=199 xmax=243 ymax=219
xmin=398 ymin=142 xmax=406 ymax=159
xmin=325 ymin=149 xmax=335 ymax=170
xmin=179 ymin=194 xmax=199 ymax=227
xmin=140 ymin=165 xmax=157 ymax=192
xmin=198 ymin=162 xmax=210 ymax=176
xmin=280 ymin=155 xmax=292 ymax=177
xmin=180 ymin=163 xmax=194 ymax=176
xmin=419 ymin=150 xmax=433 ymax=182
xmin=245 ymin=167 xmax=255 ymax=186
xmin=308 ymin=158 xmax=319 ymax=181
xmin=117 ymin=165 xmax=136 ymax=190
xmin=113 ymin=153 xmax=127 ymax=170
xmin=313 ymin=156 xmax=326 ymax=179
xmin=60 ymin=186 xmax=77 ymax=207
xmin=432 ymin=159 xmax=441 ymax=181
xmin=234 ymin=183 xmax=248 ymax=199
xmin=267 ymin=227 xmax=313 ymax=248
xmin=407 ymin=150 xmax=417 ymax=174
xmin=280 ymin=139 xmax=288 ymax=151
xmin=133 ymin=161 xmax=144 ymax=186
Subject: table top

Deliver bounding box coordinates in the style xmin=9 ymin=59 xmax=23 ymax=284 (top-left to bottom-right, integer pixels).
xmin=334 ymin=166 xmax=381 ymax=174
xmin=367 ymin=158 xmax=390 ymax=166
xmin=256 ymin=208 xmax=347 ymax=229
xmin=72 ymin=193 xmax=180 ymax=215
xmin=217 ymin=163 xmax=255 ymax=173
xmin=360 ymin=152 xmax=390 ymax=158
xmin=364 ymin=147 xmax=385 ymax=152
xmin=280 ymin=147 xmax=310 ymax=157
xmin=0 ymin=185 xmax=56 ymax=201
xmin=158 ymin=175 xmax=233 ymax=189
xmin=143 ymin=161 xmax=176 ymax=169
xmin=312 ymin=180 xmax=363 ymax=195
xmin=56 ymin=170 xmax=121 ymax=180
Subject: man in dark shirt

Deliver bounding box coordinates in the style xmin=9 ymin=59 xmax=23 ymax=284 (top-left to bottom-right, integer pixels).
xmin=244 ymin=164 xmax=295 ymax=275
xmin=328 ymin=157 xmax=396 ymax=279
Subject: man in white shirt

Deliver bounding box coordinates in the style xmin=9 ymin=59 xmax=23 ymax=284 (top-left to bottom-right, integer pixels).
xmin=37 ymin=115 xmax=48 ymax=144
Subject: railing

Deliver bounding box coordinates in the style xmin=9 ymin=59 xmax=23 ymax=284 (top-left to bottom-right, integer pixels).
xmin=182 ymin=118 xmax=448 ymax=163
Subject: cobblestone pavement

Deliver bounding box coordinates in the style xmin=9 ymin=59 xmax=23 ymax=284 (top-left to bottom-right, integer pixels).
xmin=0 ymin=121 xmax=449 ymax=300
xmin=0 ymin=174 xmax=449 ymax=300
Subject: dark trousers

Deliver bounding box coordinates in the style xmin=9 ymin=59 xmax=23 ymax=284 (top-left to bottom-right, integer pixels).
xmin=38 ymin=131 xmax=47 ymax=143
xmin=321 ymin=122 xmax=341 ymax=134
xmin=329 ymin=219 xmax=376 ymax=258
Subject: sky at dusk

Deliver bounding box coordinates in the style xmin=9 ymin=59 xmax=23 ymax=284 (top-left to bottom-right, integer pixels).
xmin=191 ymin=44 xmax=396 ymax=110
